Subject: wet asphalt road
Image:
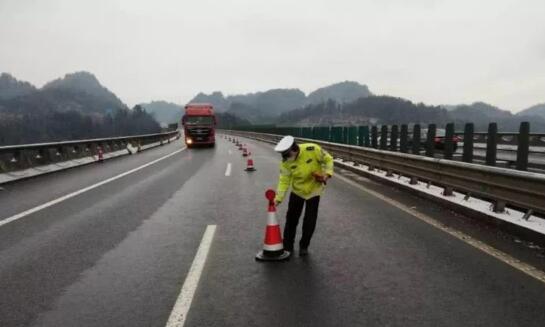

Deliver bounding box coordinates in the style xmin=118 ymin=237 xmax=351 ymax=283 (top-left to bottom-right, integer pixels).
xmin=1 ymin=136 xmax=545 ymax=327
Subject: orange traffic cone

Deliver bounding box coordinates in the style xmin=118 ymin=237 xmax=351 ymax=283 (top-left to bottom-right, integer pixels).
xmin=256 ymin=190 xmax=290 ymax=261
xmin=245 ymin=158 xmax=256 ymax=172
xmin=242 ymin=148 xmax=248 ymax=157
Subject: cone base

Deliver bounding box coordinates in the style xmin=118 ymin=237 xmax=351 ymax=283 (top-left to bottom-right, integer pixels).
xmin=255 ymin=250 xmax=290 ymax=262
xmin=245 ymin=167 xmax=256 ymax=172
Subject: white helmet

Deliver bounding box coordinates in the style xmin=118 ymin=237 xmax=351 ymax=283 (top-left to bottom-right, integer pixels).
xmin=274 ymin=135 xmax=295 ymax=153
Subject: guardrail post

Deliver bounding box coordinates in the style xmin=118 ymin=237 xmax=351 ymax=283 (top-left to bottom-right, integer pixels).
xmin=348 ymin=126 xmax=358 ymax=145
xmin=317 ymin=127 xmax=323 ymax=140
xmin=55 ymin=147 xmax=64 ymax=162
xmin=323 ymin=127 xmax=331 ymax=142
xmin=357 ymin=126 xmax=364 ymax=146
xmin=444 ymin=123 xmax=455 ymax=160
xmin=359 ymin=126 xmax=370 ymax=147
xmin=462 ymin=123 xmax=474 ymax=163
xmin=69 ymin=146 xmax=78 ymax=159
xmin=320 ymin=127 xmax=327 ymax=140
xmin=493 ymin=200 xmax=506 ymax=213
xmin=443 ymin=186 xmax=454 ymax=196
xmin=425 ymin=124 xmax=436 ymax=157
xmin=35 ymin=148 xmax=48 ymax=165
xmin=380 ymin=125 xmax=388 ymax=150
xmin=412 ymin=124 xmax=421 ymax=155
xmin=302 ymin=127 xmax=312 ymax=139
xmin=61 ymin=145 xmax=72 ymax=160
xmin=390 ymin=125 xmax=399 ymax=151
xmin=332 ymin=127 xmax=343 ymax=143
xmin=311 ymin=127 xmax=318 ymax=140
xmin=400 ymin=124 xmax=408 ymax=153
xmin=0 ymin=156 xmax=6 ymax=173
xmin=486 ymin=122 xmax=498 ymax=166
xmin=371 ymin=126 xmax=378 ymax=149
xmin=7 ymin=150 xmax=21 ymax=171
xmin=516 ymin=121 xmax=530 ymax=171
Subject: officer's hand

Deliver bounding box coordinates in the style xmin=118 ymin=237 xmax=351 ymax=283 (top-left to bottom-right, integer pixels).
xmin=274 ymin=200 xmax=282 ymax=207
xmin=312 ymin=173 xmax=327 ymax=184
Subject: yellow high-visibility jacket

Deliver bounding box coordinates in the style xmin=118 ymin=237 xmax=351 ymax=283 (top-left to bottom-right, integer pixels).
xmin=275 ymin=143 xmax=334 ymax=203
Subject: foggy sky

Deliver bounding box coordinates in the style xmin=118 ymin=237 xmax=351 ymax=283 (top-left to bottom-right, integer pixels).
xmin=1 ymin=0 xmax=544 ymax=112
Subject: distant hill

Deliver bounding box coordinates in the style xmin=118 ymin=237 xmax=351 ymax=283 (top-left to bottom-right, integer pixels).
xmin=215 ymin=112 xmax=252 ymax=128
xmin=307 ymin=81 xmax=371 ymax=105
xmin=278 ymin=96 xmax=448 ymax=126
xmin=0 ymin=73 xmax=37 ymax=100
xmin=517 ymin=103 xmax=545 ymax=119
xmin=191 ymin=91 xmax=230 ymax=112
xmin=440 ymin=104 xmax=459 ymax=111
xmin=189 ymin=89 xmax=305 ymax=124
xmin=190 ymin=81 xmax=370 ymax=122
xmin=191 ymin=84 xmax=545 ymax=131
xmin=40 ymin=71 xmax=127 ymax=114
xmin=140 ymin=100 xmax=255 ymax=127
xmin=275 ymin=97 xmax=545 ymax=132
xmin=0 ymin=72 xmax=128 ymax=117
xmin=140 ymin=101 xmax=183 ymax=127
xmin=227 ymin=102 xmax=264 ymax=123
xmin=447 ymin=102 xmax=545 ymax=131
xmin=448 ymin=102 xmax=512 ymax=120
xmin=0 ymin=72 xmax=160 ymax=145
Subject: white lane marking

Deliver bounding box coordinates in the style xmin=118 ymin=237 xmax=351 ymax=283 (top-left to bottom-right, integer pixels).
xmin=0 ymin=147 xmax=187 ymax=228
xmin=224 ymin=163 xmax=232 ymax=176
xmin=166 ymin=224 xmax=217 ymax=327
xmin=335 ymin=173 xmax=545 ymax=284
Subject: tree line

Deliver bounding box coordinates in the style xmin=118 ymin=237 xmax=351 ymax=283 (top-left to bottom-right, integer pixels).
xmin=0 ymin=105 xmax=160 ymax=146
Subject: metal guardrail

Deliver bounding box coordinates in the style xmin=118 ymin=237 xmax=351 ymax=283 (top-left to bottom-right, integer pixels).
xmin=467 ymin=132 xmax=545 ymax=147
xmin=233 ymin=122 xmax=545 ymax=172
xmin=0 ymin=131 xmax=180 ymax=173
xmin=225 ymin=130 xmax=545 ymax=218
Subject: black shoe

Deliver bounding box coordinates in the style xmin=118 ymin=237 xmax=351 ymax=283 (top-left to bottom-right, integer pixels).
xmin=299 ymin=248 xmax=309 ymax=257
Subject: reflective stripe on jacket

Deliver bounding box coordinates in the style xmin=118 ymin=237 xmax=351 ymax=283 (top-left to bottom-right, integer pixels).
xmin=275 ymin=143 xmax=334 ymax=203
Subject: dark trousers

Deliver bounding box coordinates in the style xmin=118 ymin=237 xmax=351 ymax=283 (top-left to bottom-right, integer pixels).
xmin=283 ymin=193 xmax=320 ymax=251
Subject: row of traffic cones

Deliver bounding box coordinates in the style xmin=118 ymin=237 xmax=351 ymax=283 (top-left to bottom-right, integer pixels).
xmin=227 ymin=136 xmax=256 ymax=172
xmin=224 ymin=134 xmax=289 ymax=261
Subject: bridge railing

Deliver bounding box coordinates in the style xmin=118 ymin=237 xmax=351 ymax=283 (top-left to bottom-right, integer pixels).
xmin=233 ymin=122 xmax=545 ymax=172
xmin=225 ymin=130 xmax=545 ymax=218
xmin=0 ymin=131 xmax=180 ymax=174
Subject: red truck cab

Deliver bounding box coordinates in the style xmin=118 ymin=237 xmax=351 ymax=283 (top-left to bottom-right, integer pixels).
xmin=182 ymin=103 xmax=217 ymax=147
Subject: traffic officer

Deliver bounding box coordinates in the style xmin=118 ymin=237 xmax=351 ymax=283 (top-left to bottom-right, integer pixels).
xmin=273 ymin=135 xmax=334 ymax=256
